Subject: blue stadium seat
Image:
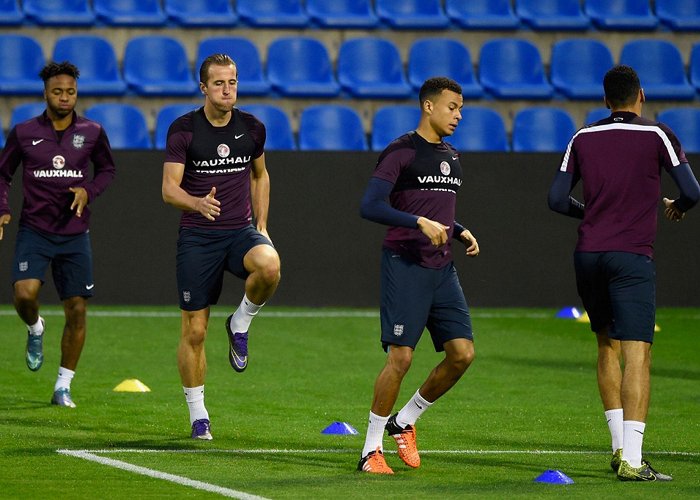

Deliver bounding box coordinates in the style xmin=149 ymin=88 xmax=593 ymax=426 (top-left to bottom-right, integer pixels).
xmin=585 ymin=0 xmax=658 ymax=30
xmin=445 ymin=0 xmax=519 ymax=29
xmin=656 ymin=0 xmax=700 ymax=31
xmin=84 ymin=103 xmax=152 ymax=150
xmin=0 ymin=0 xmax=23 ymax=25
xmin=0 ymin=35 xmax=44 ymax=95
xmin=165 ymin=0 xmax=237 ymax=27
xmin=123 ymin=36 xmax=198 ymax=96
xmin=196 ymin=37 xmax=270 ymax=96
xmin=237 ymin=0 xmax=308 ymax=28
xmin=691 ymin=44 xmax=700 ymax=92
xmin=407 ymin=39 xmax=483 ymax=99
xmin=93 ymin=0 xmax=166 ymax=26
xmin=9 ymin=102 xmax=45 ymax=129
xmin=299 ymin=105 xmax=367 ymax=151
xmin=370 ymin=106 xmax=421 ymax=151
xmin=23 ymin=0 xmax=94 ymax=26
xmin=337 ymin=38 xmax=411 ymax=99
xmin=585 ymin=107 xmax=611 ymax=126
xmin=52 ymin=35 xmax=127 ymax=96
xmin=154 ymin=103 xmax=198 ymax=150
xmin=515 ymin=0 xmax=589 ymax=30
xmin=267 ymin=37 xmax=339 ymax=98
xmin=0 ymin=121 xmax=4 ymax=148
xmin=657 ymin=108 xmax=700 ymax=154
xmin=449 ymin=107 xmax=509 ymax=152
xmin=620 ymin=40 xmax=695 ymax=100
xmin=479 ymin=39 xmax=553 ymax=100
xmin=375 ymin=0 xmax=449 ymax=29
xmin=512 ymin=107 xmax=576 ymax=153
xmin=239 ymin=104 xmax=296 ymax=150
xmin=306 ymin=0 xmax=378 ymax=28
xmin=550 ymin=39 xmax=613 ymax=99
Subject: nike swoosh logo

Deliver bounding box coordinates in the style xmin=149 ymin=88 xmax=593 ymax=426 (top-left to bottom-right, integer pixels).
xmin=235 ymin=134 xmax=244 ymax=139
xmin=634 ymin=429 xmax=644 ymax=435
xmin=85 ymin=284 xmax=95 ymax=290
xmin=230 ymin=346 xmax=246 ymax=365
xmin=32 ymin=139 xmax=44 ymax=145
xmin=414 ymin=401 xmax=423 ymax=410
xmin=452 ymin=156 xmax=458 ymax=160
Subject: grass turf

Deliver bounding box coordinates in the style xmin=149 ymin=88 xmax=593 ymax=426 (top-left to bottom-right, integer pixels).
xmin=0 ymin=306 xmax=698 ymax=498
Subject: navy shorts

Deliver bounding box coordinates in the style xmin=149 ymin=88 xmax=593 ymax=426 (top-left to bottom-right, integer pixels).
xmin=380 ymin=249 xmax=473 ymax=352
xmin=574 ymin=251 xmax=656 ymax=343
xmin=12 ymin=224 xmax=94 ymax=300
xmin=176 ymin=225 xmax=272 ymax=311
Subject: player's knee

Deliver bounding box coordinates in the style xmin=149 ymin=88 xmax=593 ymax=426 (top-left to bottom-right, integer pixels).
xmin=13 ymin=284 xmax=38 ymax=305
xmin=184 ymin=323 xmax=207 ymax=347
xmin=387 ymin=348 xmax=413 ymax=375
xmin=450 ymin=346 xmax=474 ymax=374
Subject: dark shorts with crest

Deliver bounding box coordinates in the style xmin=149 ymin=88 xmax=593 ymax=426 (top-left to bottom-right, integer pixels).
xmin=12 ymin=224 xmax=94 ymax=300
xmin=574 ymin=251 xmax=656 ymax=343
xmin=380 ymin=248 xmax=473 ymax=352
xmin=176 ymin=225 xmax=272 ymax=311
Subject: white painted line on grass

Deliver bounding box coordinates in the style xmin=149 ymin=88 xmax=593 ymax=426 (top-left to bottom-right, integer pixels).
xmin=57 ymin=449 xmax=269 ymax=500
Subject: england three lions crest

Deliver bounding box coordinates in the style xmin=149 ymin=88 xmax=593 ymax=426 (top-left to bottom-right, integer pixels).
xmin=72 ymin=134 xmax=85 ymax=149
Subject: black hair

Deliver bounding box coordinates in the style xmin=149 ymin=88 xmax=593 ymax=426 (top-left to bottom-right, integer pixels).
xmin=603 ymin=65 xmax=640 ymax=108
xmin=39 ymin=61 xmax=80 ymax=83
xmin=199 ymin=53 xmax=236 ymax=84
xmin=418 ymin=77 xmax=462 ymax=106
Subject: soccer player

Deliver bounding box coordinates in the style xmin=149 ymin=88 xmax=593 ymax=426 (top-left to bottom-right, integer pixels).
xmin=548 ymin=65 xmax=700 ymax=482
xmin=357 ymin=77 xmax=479 ymax=474
xmin=0 ymin=61 xmax=116 ymax=408
xmin=162 ymin=54 xmax=281 ymax=440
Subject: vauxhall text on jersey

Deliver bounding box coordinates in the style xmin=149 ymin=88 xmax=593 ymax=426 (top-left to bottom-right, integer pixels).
xmin=165 ymin=107 xmax=266 ymax=230
xmin=373 ymin=132 xmax=463 ymax=268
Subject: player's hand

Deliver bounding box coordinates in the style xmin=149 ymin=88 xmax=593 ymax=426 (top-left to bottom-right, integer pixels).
xmin=417 ymin=217 xmax=449 ymax=247
xmin=663 ymin=197 xmax=685 ymax=222
xmin=0 ymin=213 xmax=10 ymax=240
xmin=69 ymin=187 xmax=88 ymax=217
xmin=459 ymin=229 xmax=480 ymax=257
xmin=197 ymin=186 xmax=221 ymax=221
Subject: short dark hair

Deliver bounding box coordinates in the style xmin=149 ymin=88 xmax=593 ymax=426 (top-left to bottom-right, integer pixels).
xmin=603 ymin=65 xmax=640 ymax=108
xmin=418 ymin=77 xmax=462 ymax=106
xmin=199 ymin=53 xmax=236 ymax=84
xmin=39 ymin=61 xmax=80 ymax=83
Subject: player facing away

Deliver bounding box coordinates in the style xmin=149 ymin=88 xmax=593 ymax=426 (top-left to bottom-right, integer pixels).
xmin=548 ymin=65 xmax=700 ymax=482
xmin=162 ymin=54 xmax=281 ymax=440
xmin=357 ymin=77 xmax=480 ymax=474
xmin=0 ymin=61 xmax=116 ymax=408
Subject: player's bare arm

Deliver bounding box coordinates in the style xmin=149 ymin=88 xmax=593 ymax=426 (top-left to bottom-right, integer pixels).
xmin=0 ymin=213 xmax=10 ymax=240
xmin=250 ymin=154 xmax=271 ymax=238
xmin=417 ymin=217 xmax=449 ymax=247
xmin=69 ymin=187 xmax=88 ymax=217
xmin=457 ymin=229 xmax=480 ymax=257
xmin=162 ymin=161 xmax=220 ymax=221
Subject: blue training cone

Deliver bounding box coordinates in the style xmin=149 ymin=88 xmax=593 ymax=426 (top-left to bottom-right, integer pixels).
xmin=555 ymin=307 xmax=581 ymax=319
xmin=321 ymin=421 xmax=359 ymax=435
xmin=534 ymin=469 xmax=574 ymax=484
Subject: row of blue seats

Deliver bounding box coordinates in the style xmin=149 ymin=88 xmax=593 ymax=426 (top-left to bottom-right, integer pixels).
xmin=1 ymin=0 xmax=699 ymax=31
xmin=3 ymin=34 xmax=700 ymax=101
xmin=4 ymin=102 xmax=700 ymax=154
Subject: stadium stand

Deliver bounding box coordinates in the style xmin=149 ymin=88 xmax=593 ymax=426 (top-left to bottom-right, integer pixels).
xmin=479 ymin=38 xmax=553 ymax=99
xmin=23 ymin=0 xmax=95 ymax=26
xmin=84 ymin=103 xmax=152 ymax=149
xmin=655 ymin=0 xmax=700 ymax=31
xmin=239 ymin=104 xmax=296 ymax=150
xmin=267 ymin=37 xmax=340 ymax=97
xmin=236 ymin=0 xmax=309 ymax=28
xmin=444 ymin=0 xmax=519 ymax=29
xmin=375 ymin=0 xmax=449 ymax=29
xmin=164 ymin=0 xmax=237 ymax=27
xmin=306 ymin=0 xmax=379 ymax=29
xmin=0 ymin=121 xmax=4 ymax=148
xmin=512 ymin=106 xmax=576 ymax=152
xmin=657 ymin=107 xmax=700 ymax=154
xmin=688 ymin=43 xmax=700 ymax=92
xmin=52 ymin=35 xmax=127 ymax=96
xmin=550 ymin=39 xmax=613 ymax=99
xmin=123 ymin=36 xmax=198 ymax=96
xmin=337 ymin=38 xmax=411 ymax=98
xmin=0 ymin=35 xmax=44 ymax=95
xmin=407 ymin=38 xmax=483 ymax=99
xmin=450 ymin=107 xmax=509 ymax=152
xmin=584 ymin=0 xmax=658 ymax=30
xmin=584 ymin=107 xmax=611 ymax=126
xmin=515 ymin=0 xmax=589 ymax=31
xmin=619 ymin=40 xmax=695 ymax=100
xmin=370 ymin=105 xmax=421 ymax=151
xmin=154 ymin=103 xmax=199 ymax=150
xmin=9 ymin=102 xmax=45 ymax=130
xmin=93 ymin=0 xmax=167 ymax=26
xmin=0 ymin=0 xmax=23 ymax=25
xmin=196 ymin=37 xmax=270 ymax=95
xmin=299 ymin=105 xmax=367 ymax=151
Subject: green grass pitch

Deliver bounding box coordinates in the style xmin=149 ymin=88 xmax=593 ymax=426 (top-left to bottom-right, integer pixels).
xmin=0 ymin=306 xmax=698 ymax=498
